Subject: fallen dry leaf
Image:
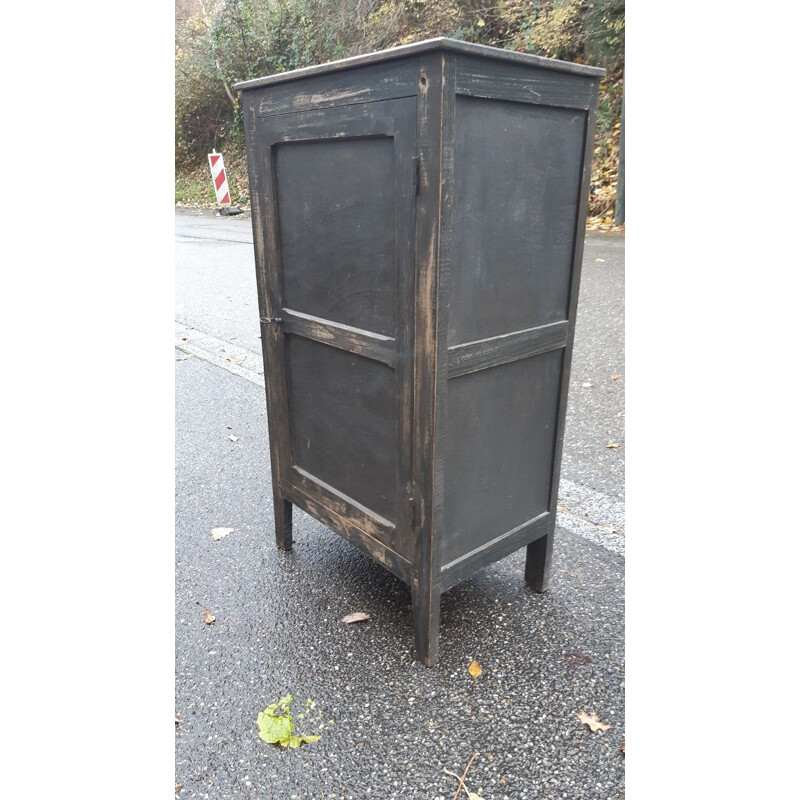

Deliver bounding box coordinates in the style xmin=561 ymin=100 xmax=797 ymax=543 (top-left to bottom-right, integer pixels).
xmin=621 ymin=741 xmax=625 ymax=754
xmin=468 ymin=660 xmax=483 ymax=677
xmin=228 ymin=434 xmax=239 ymax=442
xmin=175 ymin=784 xmax=183 ymax=791
xmin=598 ymin=523 xmax=616 ymax=532
xmin=556 ymin=504 xmax=569 ymax=513
xmin=341 ymin=612 xmax=371 ymax=624
xmin=175 ymin=714 xmax=180 ymax=725
xmin=611 ymin=374 xmax=620 ymax=381
xmin=577 ymin=711 xmax=611 ymax=732
xmin=203 ymin=609 xmax=216 ymax=625
xmin=581 ymin=381 xmax=593 ymax=388
xmin=606 ymin=443 xmax=621 ymax=449
xmin=211 ymin=527 xmax=233 ymax=541
xmin=595 ymin=258 xmax=605 ymax=263
xmin=176 ymin=355 xmax=193 ymax=362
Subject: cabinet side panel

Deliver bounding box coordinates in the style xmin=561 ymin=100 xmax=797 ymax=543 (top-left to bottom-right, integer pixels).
xmin=441 ymin=80 xmax=591 ymax=568
xmin=448 ymin=96 xmax=587 ymax=344
xmin=443 ymin=350 xmax=562 ymax=560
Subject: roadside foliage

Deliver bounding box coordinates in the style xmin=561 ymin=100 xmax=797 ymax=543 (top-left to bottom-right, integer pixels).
xmin=175 ymin=0 xmax=624 ymax=218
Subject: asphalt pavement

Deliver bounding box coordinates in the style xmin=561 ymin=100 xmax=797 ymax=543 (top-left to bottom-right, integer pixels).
xmin=175 ymin=209 xmax=625 ymax=799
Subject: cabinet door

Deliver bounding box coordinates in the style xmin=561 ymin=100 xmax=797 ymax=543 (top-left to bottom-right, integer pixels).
xmin=252 ymin=97 xmax=417 ymax=564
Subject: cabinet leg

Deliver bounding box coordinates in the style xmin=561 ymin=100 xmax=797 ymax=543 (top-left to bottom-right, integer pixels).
xmin=274 ymin=491 xmax=292 ymax=551
xmin=525 ymin=529 xmax=554 ymax=593
xmin=411 ymin=582 xmax=441 ymax=667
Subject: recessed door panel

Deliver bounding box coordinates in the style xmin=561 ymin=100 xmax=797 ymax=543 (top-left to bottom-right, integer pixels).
xmin=275 ymin=136 xmax=397 ymax=337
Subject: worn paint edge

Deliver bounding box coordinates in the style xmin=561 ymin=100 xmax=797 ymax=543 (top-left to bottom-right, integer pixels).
xmin=234 ymin=38 xmax=604 ymax=92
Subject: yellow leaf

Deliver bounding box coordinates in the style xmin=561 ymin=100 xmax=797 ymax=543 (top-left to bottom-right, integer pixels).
xmin=477 ymin=18 xmax=485 ymax=27
xmin=468 ymin=660 xmax=482 ymax=677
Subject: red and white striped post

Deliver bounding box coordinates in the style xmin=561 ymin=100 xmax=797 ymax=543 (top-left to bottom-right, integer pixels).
xmin=208 ymin=150 xmax=231 ymax=206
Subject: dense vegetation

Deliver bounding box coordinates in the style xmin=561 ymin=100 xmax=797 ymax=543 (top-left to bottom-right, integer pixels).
xmin=175 ymin=0 xmax=624 ymax=220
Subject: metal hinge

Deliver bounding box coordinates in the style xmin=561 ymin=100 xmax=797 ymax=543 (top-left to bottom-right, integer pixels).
xmin=260 ymin=316 xmax=282 ymax=325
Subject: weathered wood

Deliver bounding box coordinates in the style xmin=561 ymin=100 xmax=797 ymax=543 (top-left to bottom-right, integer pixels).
xmin=412 ymin=580 xmax=441 ymax=668
xmin=455 ymin=54 xmax=598 ymax=110
xmin=410 ymin=51 xmax=449 ymax=667
xmin=442 ymin=351 xmax=563 ymax=564
xmin=252 ymin=59 xmax=417 ymax=118
xmin=284 ymin=334 xmax=398 ymax=523
xmin=525 ymin=527 xmax=555 ymax=593
xmin=283 ymin=483 xmax=412 ymax=584
xmin=288 ymin=465 xmax=397 ymax=551
xmin=238 ymin=40 xmax=603 ymax=667
xmin=274 ymin=493 xmax=292 ymax=551
xmin=281 ymin=309 xmax=397 ymax=367
xmin=447 ymin=320 xmax=568 ymax=379
xmin=442 ymin=512 xmax=551 ymax=592
xmin=546 ymin=88 xmax=601 ymax=518
xmin=448 ymin=95 xmax=587 ymax=345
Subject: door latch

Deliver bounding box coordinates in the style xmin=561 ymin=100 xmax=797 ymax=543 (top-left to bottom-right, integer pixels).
xmin=260 ymin=316 xmax=282 ymax=325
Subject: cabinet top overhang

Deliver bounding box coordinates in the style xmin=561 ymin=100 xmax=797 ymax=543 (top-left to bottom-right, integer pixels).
xmin=233 ymin=36 xmax=604 ymax=93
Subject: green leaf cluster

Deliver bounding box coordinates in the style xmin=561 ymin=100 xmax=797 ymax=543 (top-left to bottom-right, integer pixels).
xmin=257 ymin=695 xmax=322 ymax=748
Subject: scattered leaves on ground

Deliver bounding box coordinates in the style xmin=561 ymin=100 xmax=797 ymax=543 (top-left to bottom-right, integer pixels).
xmin=203 ymin=609 xmax=216 ymax=625
xmin=468 ymin=660 xmax=483 ymax=678
xmin=175 ymin=784 xmax=183 ymax=791
xmin=595 ymin=258 xmax=606 ymax=263
xmin=581 ymin=381 xmax=593 ymax=388
xmin=175 ymin=714 xmax=181 ymax=725
xmin=598 ymin=523 xmax=616 ymax=532
xmin=611 ymin=374 xmax=620 ymax=381
xmin=577 ymin=711 xmax=611 ymax=732
xmin=621 ymin=740 xmax=625 ymax=754
xmin=606 ymin=442 xmax=622 ymax=449
xmin=341 ymin=611 xmax=371 ymax=624
xmin=228 ymin=434 xmax=239 ymax=442
xmin=257 ymin=695 xmax=324 ymax=749
xmin=557 ymin=504 xmax=569 ymax=513
xmin=211 ymin=527 xmax=233 ymax=540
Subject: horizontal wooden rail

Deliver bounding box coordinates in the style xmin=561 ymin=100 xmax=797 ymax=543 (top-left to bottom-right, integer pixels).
xmin=447 ymin=320 xmax=568 ymax=379
xmin=440 ymin=511 xmax=551 ymax=591
xmin=282 ymin=308 xmax=397 ymax=367
xmin=283 ymin=467 xmax=411 ymax=583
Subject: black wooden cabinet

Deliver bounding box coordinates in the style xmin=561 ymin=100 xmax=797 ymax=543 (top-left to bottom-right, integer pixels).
xmin=235 ymin=38 xmax=603 ymax=666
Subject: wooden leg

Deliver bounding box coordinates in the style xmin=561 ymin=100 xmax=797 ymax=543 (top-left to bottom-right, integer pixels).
xmin=525 ymin=529 xmax=554 ymax=593
xmin=411 ymin=581 xmax=441 ymax=667
xmin=274 ymin=491 xmax=292 ymax=551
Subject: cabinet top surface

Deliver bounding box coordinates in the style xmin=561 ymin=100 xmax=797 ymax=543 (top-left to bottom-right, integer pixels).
xmin=233 ymin=37 xmax=604 ymax=93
